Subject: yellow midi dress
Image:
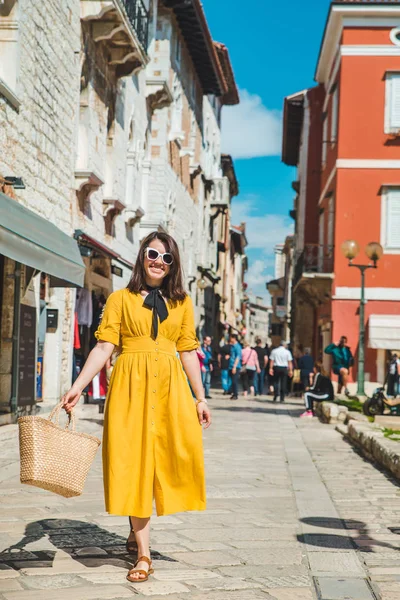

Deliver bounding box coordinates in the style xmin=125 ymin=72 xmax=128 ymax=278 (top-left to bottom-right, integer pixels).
xmin=95 ymin=288 xmax=206 ymax=518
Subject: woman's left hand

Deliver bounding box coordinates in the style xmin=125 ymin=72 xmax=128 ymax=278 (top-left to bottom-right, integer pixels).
xmin=196 ymin=401 xmax=212 ymax=429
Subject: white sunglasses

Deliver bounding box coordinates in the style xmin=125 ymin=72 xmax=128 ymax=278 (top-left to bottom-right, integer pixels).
xmin=145 ymin=247 xmax=174 ymax=265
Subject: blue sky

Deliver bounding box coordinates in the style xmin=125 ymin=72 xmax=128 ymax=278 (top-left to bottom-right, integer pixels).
xmin=202 ymin=0 xmax=333 ymax=301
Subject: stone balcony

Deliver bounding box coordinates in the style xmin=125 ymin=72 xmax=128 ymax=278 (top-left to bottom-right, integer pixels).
xmin=80 ymin=0 xmax=149 ymax=77
xmin=293 ymin=243 xmax=334 ymax=304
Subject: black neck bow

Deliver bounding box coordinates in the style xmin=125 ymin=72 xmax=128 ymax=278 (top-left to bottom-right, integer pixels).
xmin=143 ymin=286 xmax=169 ymax=339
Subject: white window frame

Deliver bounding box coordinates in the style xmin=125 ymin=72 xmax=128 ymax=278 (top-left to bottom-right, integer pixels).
xmin=327 ymin=196 xmax=334 ymax=249
xmin=390 ymin=27 xmax=400 ymax=47
xmin=330 ymin=86 xmax=339 ymax=144
xmin=384 ymin=72 xmax=400 ymax=134
xmin=380 ymin=186 xmax=400 ymax=254
xmin=0 ymin=0 xmax=21 ymax=109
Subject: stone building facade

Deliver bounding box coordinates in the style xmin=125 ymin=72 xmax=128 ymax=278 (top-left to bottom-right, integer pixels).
xmin=223 ymin=223 xmax=248 ymax=337
xmin=0 ymin=0 xmax=84 ymax=420
xmin=143 ymin=3 xmax=240 ymax=341
xmin=0 ymin=0 xmax=240 ymax=420
xmin=245 ymin=295 xmax=272 ymax=347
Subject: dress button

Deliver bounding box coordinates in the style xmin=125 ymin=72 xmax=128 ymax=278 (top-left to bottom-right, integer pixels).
xmin=154 ymin=374 xmax=157 ymax=377
xmin=155 ymin=358 xmax=158 ymax=361
xmin=152 ymin=405 xmax=155 ymax=409
xmin=155 ymin=342 xmax=159 ymax=345
xmin=153 ymin=390 xmax=156 ymax=393
xmin=151 ymin=421 xmax=154 ymax=425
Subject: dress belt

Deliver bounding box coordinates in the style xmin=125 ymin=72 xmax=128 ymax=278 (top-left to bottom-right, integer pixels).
xmin=121 ymin=335 xmax=176 ymax=356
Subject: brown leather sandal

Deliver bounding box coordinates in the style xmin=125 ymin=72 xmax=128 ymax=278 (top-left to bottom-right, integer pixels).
xmin=126 ymin=517 xmax=137 ymax=554
xmin=126 ymin=555 xmax=154 ymax=583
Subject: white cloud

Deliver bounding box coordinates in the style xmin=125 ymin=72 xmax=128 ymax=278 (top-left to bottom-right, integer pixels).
xmin=231 ymin=197 xmax=294 ymax=304
xmin=231 ymin=198 xmax=293 ymax=255
xmin=246 ymin=260 xmax=273 ymax=303
xmin=222 ymin=89 xmax=282 ymax=160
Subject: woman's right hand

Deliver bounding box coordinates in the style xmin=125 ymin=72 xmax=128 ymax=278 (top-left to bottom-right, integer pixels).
xmin=61 ymin=384 xmax=83 ymax=413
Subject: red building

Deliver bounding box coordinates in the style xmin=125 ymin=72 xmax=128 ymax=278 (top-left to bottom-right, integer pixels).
xmin=283 ymin=0 xmax=400 ymax=388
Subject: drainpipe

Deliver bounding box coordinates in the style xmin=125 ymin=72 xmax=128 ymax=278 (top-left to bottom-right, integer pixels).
xmin=10 ymin=262 xmax=21 ymax=415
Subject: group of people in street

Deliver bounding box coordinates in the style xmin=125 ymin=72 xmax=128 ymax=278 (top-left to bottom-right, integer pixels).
xmin=195 ymin=334 xmax=358 ymax=418
xmin=198 ymin=336 xmax=296 ymax=403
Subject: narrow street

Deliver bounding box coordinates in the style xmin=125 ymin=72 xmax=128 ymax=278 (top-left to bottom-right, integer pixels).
xmin=1 ymin=391 xmax=400 ymax=600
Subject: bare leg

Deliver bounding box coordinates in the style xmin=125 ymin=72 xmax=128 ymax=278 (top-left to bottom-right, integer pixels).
xmin=340 ymin=368 xmax=349 ymax=390
xmin=127 ymin=516 xmax=151 ymax=581
xmin=250 ymin=386 xmax=255 ymax=396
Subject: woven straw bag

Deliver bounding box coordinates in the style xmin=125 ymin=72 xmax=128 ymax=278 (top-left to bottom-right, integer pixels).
xmin=18 ymin=401 xmax=101 ymax=498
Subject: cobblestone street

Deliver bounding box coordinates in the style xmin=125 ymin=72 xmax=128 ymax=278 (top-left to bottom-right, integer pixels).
xmin=1 ymin=391 xmax=400 ymax=599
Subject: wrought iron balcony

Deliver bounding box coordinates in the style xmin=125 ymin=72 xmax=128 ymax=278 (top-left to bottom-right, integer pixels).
xmin=294 ymin=244 xmax=334 ymax=288
xmin=81 ymin=0 xmax=149 ymax=77
xmin=121 ymin=0 xmax=149 ymax=51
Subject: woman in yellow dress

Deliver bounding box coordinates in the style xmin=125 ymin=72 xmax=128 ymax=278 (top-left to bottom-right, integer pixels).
xmin=62 ymin=231 xmax=211 ymax=583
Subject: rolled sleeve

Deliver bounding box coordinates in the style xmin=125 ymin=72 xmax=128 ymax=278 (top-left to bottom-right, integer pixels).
xmin=177 ymin=296 xmax=199 ymax=353
xmin=94 ymin=290 xmax=122 ymax=347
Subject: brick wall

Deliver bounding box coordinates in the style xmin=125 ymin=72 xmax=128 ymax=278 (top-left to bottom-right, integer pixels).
xmin=0 ymin=0 xmax=80 ymax=406
xmin=0 ymin=0 xmax=80 ymax=228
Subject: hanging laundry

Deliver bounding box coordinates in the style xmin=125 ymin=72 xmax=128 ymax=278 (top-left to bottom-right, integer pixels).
xmin=76 ymin=288 xmax=93 ymax=326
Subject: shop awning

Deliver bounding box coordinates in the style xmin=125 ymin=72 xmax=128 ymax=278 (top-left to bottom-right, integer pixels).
xmin=74 ymin=230 xmax=134 ymax=269
xmin=0 ymin=192 xmax=85 ymax=287
xmin=368 ymin=314 xmax=400 ymax=350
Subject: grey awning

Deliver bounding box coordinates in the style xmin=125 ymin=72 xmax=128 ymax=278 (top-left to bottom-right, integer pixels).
xmin=0 ymin=192 xmax=85 ymax=287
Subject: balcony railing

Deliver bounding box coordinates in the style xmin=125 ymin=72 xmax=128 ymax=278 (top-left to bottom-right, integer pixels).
xmin=121 ymin=0 xmax=149 ymax=50
xmin=294 ymin=244 xmax=334 ymax=287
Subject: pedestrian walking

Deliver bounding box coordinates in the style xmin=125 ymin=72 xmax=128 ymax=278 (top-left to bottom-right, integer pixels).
xmin=300 ymin=362 xmax=334 ymax=417
xmin=387 ymin=352 xmax=400 ymax=398
xmin=253 ymin=338 xmax=268 ymax=396
xmin=229 ymin=333 xmax=242 ymax=400
xmin=201 ymin=335 xmax=213 ymax=399
xmin=287 ymin=344 xmax=296 ymax=396
xmin=218 ymin=342 xmax=231 ymax=395
xmin=269 ymin=340 xmax=293 ymax=403
xmin=240 ymin=341 xmax=260 ymax=397
xmin=298 ymin=347 xmax=314 ymax=392
xmin=61 ymin=231 xmax=211 ymax=584
xmin=324 ymin=336 xmax=354 ymax=396
xmin=264 ymin=343 xmax=273 ymax=393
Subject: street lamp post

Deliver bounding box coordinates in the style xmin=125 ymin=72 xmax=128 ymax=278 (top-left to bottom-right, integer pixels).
xmin=341 ymin=240 xmax=383 ymax=396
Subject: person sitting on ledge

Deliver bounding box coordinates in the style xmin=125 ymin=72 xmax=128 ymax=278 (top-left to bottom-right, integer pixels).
xmin=300 ymin=362 xmax=334 ymax=418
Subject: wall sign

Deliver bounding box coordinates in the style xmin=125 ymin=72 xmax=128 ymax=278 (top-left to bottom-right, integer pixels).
xmin=111 ymin=265 xmax=123 ymax=277
xmin=46 ymin=308 xmax=59 ymax=330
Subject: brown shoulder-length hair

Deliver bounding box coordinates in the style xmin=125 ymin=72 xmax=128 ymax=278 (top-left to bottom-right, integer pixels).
xmin=127 ymin=231 xmax=187 ymax=302
xmin=315 ymin=361 xmax=328 ymax=377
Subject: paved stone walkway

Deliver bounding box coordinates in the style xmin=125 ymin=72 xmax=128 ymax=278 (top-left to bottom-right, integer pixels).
xmin=1 ymin=390 xmax=400 ymax=599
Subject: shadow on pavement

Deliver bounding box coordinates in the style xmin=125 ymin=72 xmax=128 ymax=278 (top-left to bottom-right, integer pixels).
xmin=0 ymin=519 xmax=176 ymax=572
xmin=211 ymin=405 xmax=288 ymax=415
xmin=212 ymin=398 xmax=306 ymax=416
xmin=82 ymin=417 xmax=105 ymax=427
xmin=298 ymin=516 xmax=400 ymax=553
